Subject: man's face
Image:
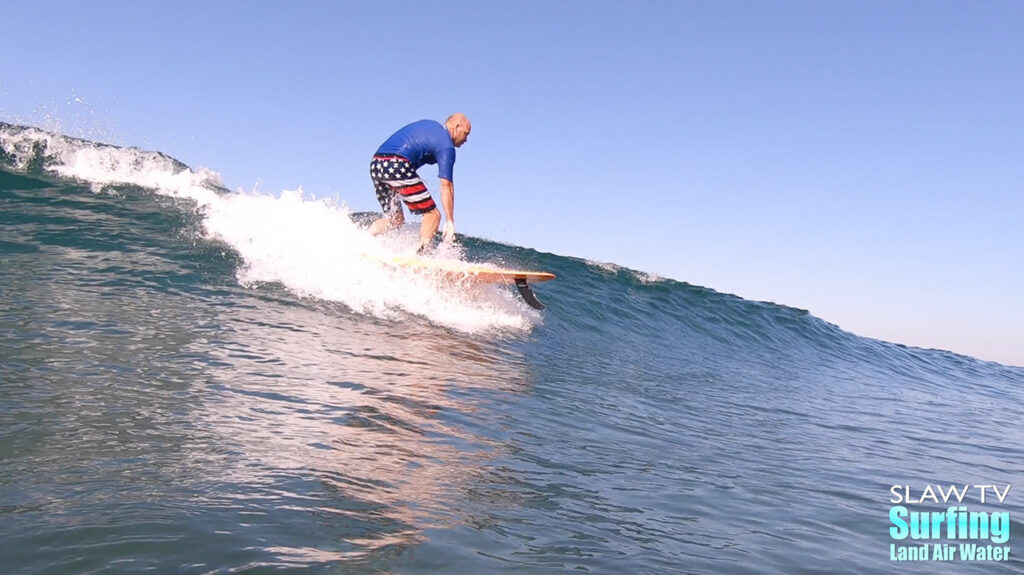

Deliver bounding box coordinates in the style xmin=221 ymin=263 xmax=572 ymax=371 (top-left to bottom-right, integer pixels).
xmin=453 ymin=122 xmax=471 ymax=147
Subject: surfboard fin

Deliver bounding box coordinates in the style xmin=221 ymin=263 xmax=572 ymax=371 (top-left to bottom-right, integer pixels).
xmin=515 ymin=278 xmax=546 ymax=310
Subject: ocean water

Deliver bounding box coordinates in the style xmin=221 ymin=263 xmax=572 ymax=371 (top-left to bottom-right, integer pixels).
xmin=2 ymin=121 xmax=1023 ymax=574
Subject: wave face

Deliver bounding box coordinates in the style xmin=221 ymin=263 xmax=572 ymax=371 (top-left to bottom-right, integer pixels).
xmin=3 ymin=122 xmax=1023 ymax=574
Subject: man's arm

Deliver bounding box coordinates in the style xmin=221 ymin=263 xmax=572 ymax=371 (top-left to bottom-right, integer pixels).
xmin=440 ymin=178 xmax=455 ymax=242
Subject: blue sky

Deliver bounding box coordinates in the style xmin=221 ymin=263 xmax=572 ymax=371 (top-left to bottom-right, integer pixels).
xmin=4 ymin=1 xmax=1022 ymax=366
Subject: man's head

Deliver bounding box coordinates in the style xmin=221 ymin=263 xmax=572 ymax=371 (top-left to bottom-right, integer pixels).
xmin=445 ymin=113 xmax=471 ymax=147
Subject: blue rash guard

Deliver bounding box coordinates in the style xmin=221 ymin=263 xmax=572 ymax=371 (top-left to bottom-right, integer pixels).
xmin=375 ymin=120 xmax=456 ymax=182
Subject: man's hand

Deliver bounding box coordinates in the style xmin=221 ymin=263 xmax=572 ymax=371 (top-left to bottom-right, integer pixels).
xmin=442 ymin=220 xmax=456 ymax=244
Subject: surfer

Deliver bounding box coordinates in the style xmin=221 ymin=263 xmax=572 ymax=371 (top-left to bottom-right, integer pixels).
xmin=369 ymin=114 xmax=471 ymax=252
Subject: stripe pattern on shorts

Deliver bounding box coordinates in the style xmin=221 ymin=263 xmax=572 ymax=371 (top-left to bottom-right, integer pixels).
xmin=370 ymin=154 xmax=436 ymax=215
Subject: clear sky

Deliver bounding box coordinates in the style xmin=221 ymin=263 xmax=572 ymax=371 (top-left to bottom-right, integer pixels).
xmin=3 ymin=1 xmax=1022 ymax=366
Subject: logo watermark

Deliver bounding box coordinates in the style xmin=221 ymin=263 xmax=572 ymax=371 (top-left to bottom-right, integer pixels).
xmin=889 ymin=484 xmax=1012 ymax=562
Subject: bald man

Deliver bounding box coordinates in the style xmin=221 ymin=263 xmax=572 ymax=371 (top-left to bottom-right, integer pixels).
xmin=369 ymin=114 xmax=471 ymax=252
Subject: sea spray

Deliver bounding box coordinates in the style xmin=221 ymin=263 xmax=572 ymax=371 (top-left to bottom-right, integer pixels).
xmin=0 ymin=121 xmax=539 ymax=332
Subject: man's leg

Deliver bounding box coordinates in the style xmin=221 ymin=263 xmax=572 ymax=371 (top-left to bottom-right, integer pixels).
xmin=370 ymin=211 xmax=404 ymax=235
xmin=370 ymin=176 xmax=404 ymax=235
xmin=418 ymin=208 xmax=440 ymax=250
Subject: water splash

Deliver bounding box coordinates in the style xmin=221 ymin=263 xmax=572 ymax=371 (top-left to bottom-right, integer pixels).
xmin=0 ymin=122 xmax=538 ymax=333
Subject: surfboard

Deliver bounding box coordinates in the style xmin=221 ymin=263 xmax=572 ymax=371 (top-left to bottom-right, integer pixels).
xmin=371 ymin=253 xmax=556 ymax=310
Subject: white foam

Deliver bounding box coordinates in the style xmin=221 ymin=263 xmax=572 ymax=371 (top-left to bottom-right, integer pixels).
xmin=1 ymin=124 xmax=538 ymax=333
xmin=202 ymin=189 xmax=538 ymax=333
xmin=585 ymin=259 xmax=622 ymax=275
xmin=635 ymin=271 xmax=665 ymax=284
xmin=0 ymin=123 xmax=223 ymax=205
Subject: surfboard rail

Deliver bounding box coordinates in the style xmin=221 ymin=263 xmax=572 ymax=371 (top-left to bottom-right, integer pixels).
xmin=368 ymin=253 xmax=555 ymax=309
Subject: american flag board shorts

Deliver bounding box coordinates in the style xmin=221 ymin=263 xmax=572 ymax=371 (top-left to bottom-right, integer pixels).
xmin=370 ymin=154 xmax=437 ymax=215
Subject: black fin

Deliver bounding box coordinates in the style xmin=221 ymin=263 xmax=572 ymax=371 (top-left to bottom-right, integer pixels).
xmin=515 ymin=278 xmax=546 ymax=310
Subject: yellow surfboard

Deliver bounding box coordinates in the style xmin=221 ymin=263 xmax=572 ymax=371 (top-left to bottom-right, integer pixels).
xmin=372 ymin=253 xmax=556 ymax=309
